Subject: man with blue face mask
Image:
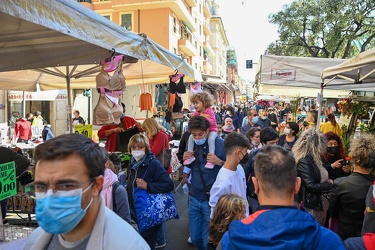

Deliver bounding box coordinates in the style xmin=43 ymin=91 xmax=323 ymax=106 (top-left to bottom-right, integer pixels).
xmin=240 ymin=109 xmax=263 ymax=135
xmin=181 ymin=116 xmax=226 ymax=250
xmin=24 ymin=134 xmax=149 ymax=250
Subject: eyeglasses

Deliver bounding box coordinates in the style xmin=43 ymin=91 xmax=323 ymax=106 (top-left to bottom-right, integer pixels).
xmin=25 ymin=178 xmax=96 ymax=199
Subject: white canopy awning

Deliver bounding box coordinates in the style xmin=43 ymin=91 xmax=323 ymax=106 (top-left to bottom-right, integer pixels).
xmin=256 ymin=55 xmax=347 ymax=89
xmin=321 ymin=48 xmax=375 ymax=92
xmin=0 ymin=0 xmax=195 ymax=91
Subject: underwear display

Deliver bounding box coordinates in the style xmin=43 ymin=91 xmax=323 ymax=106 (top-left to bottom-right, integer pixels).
xmin=190 ymin=82 xmax=203 ymax=95
xmin=101 ymin=55 xmax=123 ymax=72
xmin=96 ymin=60 xmax=126 ymax=91
xmin=93 ymin=93 xmax=123 ymax=125
xmin=169 ymin=73 xmax=186 ymax=93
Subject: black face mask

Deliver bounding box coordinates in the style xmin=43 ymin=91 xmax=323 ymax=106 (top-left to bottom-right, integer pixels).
xmin=239 ymin=152 xmax=250 ymax=165
xmin=327 ymin=146 xmax=339 ymax=155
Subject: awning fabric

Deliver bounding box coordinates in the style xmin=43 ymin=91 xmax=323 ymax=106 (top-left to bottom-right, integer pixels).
xmin=256 ymin=55 xmax=347 ymax=89
xmin=321 ymin=48 xmax=375 ymax=91
xmin=0 ymin=0 xmax=195 ymax=91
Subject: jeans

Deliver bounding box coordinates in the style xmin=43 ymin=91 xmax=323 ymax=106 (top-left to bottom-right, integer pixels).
xmin=188 ymin=196 xmax=210 ymax=250
xmin=156 ymin=222 xmax=166 ymax=244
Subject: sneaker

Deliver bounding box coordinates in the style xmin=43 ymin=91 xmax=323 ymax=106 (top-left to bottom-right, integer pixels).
xmin=183 ymin=156 xmax=196 ymax=165
xmin=187 ymin=237 xmax=193 ymax=244
xmin=205 ymin=162 xmax=214 ymax=169
xmin=155 ymin=242 xmax=166 ymax=248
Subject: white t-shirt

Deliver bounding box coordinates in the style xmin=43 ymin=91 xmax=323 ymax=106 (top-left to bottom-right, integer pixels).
xmin=209 ymin=164 xmax=248 ymax=218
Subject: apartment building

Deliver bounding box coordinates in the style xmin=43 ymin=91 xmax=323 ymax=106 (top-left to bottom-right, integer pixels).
xmin=79 ymin=0 xmax=236 ymax=105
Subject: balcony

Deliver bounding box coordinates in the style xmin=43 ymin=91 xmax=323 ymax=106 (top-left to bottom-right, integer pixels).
xmin=203 ymin=41 xmax=214 ymax=57
xmin=111 ymin=0 xmax=197 ymax=32
xmin=203 ymin=1 xmax=212 ymax=18
xmin=185 ymin=0 xmax=197 ymax=7
xmin=178 ymin=38 xmax=197 ymax=56
xmin=203 ymin=21 xmax=212 ymax=36
xmin=203 ymin=60 xmax=212 ymax=72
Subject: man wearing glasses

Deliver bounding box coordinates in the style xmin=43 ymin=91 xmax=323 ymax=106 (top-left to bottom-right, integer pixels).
xmin=24 ymin=134 xmax=149 ymax=250
xmin=240 ymin=109 xmax=263 ymax=135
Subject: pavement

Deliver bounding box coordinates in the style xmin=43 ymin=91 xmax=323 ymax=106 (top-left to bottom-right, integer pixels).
xmin=164 ymin=182 xmax=195 ymax=250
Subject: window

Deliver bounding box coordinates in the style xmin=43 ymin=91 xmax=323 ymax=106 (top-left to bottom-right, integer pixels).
xmin=121 ymin=13 xmax=133 ymax=31
xmin=102 ymin=15 xmax=110 ymax=20
xmin=173 ymin=17 xmax=178 ymax=34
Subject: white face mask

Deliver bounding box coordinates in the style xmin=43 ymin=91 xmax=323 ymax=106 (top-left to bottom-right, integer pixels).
xmin=132 ymin=150 xmax=145 ymax=161
xmin=284 ymin=128 xmax=291 ymax=135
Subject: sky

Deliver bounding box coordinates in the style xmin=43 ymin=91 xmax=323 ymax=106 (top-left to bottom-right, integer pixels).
xmin=214 ymin=0 xmax=294 ymax=82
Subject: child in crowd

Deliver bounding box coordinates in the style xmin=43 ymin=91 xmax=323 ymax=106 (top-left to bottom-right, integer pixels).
xmin=184 ymin=92 xmax=218 ymax=169
xmin=208 ymin=194 xmax=247 ymax=250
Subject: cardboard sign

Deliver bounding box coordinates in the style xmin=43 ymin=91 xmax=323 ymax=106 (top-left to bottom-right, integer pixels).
xmin=31 ymin=125 xmax=44 ymax=138
xmin=0 ymin=161 xmax=17 ymax=200
xmin=74 ymin=124 xmax=93 ymax=139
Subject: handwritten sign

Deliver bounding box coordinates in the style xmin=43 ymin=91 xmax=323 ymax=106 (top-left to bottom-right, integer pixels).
xmin=31 ymin=125 xmax=44 ymax=138
xmin=74 ymin=124 xmax=93 ymax=139
xmin=0 ymin=161 xmax=17 ymax=200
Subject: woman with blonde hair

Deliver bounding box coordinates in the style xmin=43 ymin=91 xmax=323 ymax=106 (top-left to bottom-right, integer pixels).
xmin=320 ymin=113 xmax=342 ymax=136
xmin=141 ymin=118 xmax=172 ymax=171
xmin=208 ymin=194 xmax=247 ymax=250
xmin=126 ymin=134 xmax=174 ymax=249
xmin=329 ymin=134 xmax=375 ymax=240
xmin=293 ymin=129 xmax=333 ymax=225
xmin=141 ymin=118 xmax=172 ymax=248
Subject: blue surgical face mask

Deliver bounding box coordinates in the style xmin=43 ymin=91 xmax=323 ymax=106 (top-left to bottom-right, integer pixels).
xmin=35 ymin=183 xmax=93 ymax=235
xmin=252 ymin=116 xmax=259 ymax=124
xmin=194 ymin=137 xmax=207 ymax=146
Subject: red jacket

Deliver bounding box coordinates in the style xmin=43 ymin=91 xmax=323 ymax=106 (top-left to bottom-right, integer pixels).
xmin=98 ymin=116 xmax=136 ymax=152
xmin=15 ymin=119 xmax=31 ymax=140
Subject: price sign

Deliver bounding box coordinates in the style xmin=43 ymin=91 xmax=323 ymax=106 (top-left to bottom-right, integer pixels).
xmin=74 ymin=124 xmax=93 ymax=139
xmin=31 ymin=125 xmax=44 ymax=138
xmin=0 ymin=161 xmax=17 ymax=200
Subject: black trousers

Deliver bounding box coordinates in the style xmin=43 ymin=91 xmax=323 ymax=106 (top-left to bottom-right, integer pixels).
xmin=141 ymin=223 xmax=162 ymax=250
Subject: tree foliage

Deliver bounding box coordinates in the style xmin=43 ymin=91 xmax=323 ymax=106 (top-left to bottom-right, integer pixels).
xmin=268 ymin=0 xmax=375 ymax=58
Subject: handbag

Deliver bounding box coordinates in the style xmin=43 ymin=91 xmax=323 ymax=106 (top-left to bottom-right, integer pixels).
xmin=156 ymin=131 xmax=172 ymax=170
xmin=133 ymin=167 xmax=179 ymax=234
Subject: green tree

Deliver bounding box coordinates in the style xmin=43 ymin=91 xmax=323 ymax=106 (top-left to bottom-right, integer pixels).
xmin=268 ymin=0 xmax=375 ymax=58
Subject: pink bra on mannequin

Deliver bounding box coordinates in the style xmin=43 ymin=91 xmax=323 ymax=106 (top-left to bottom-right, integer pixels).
xmin=101 ymin=55 xmax=123 ymax=72
xmin=96 ymin=58 xmax=126 ymax=91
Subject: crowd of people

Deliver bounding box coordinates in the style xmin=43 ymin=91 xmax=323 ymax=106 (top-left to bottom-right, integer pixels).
xmin=3 ymin=95 xmax=375 ymax=250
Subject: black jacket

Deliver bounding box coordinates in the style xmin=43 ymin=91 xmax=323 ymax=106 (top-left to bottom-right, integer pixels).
xmin=297 ymin=155 xmax=332 ymax=211
xmin=0 ymin=147 xmax=30 ymax=177
xmin=322 ymin=155 xmax=350 ymax=180
xmin=329 ymin=172 xmax=375 ymax=240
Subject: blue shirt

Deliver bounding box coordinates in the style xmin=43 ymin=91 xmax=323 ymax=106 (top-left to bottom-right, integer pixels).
xmin=186 ymin=137 xmax=226 ymax=201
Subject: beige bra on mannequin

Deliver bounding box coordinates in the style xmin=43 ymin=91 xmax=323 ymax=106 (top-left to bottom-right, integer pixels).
xmin=96 ymin=60 xmax=126 ymax=91
xmin=93 ymin=92 xmax=123 ymax=125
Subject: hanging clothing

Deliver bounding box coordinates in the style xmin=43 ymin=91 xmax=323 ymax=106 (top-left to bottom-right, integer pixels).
xmin=155 ymin=85 xmax=167 ymax=107
xmin=169 ymin=93 xmax=176 ymax=110
xmin=15 ymin=118 xmax=31 ymax=141
xmin=169 ymin=74 xmax=186 ymax=93
xmin=190 ymin=82 xmax=202 ymax=95
xmin=172 ymin=94 xmax=183 ymax=112
xmin=139 ymin=93 xmax=152 ymax=112
xmin=93 ymin=93 xmax=123 ymax=125
xmin=96 ymin=60 xmax=126 ymax=91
